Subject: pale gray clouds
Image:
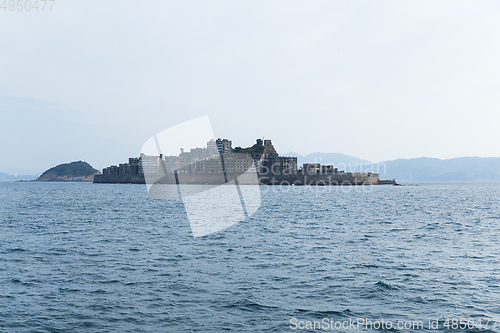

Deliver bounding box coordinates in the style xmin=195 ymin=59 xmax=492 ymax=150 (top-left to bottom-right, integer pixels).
xmin=1 ymin=0 xmax=499 ymax=173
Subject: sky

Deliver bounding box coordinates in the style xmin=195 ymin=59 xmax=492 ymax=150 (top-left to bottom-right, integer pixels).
xmin=1 ymin=0 xmax=500 ymax=175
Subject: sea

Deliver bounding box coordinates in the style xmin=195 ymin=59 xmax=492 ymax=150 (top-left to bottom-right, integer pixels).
xmin=1 ymin=181 xmax=500 ymax=332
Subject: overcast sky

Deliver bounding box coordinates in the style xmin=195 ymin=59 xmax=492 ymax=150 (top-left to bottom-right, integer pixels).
xmin=1 ymin=0 xmax=500 ymax=174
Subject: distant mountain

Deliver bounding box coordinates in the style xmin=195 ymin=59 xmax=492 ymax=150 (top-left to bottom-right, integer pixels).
xmin=284 ymin=151 xmax=371 ymax=172
xmin=0 ymin=172 xmax=38 ymax=182
xmin=379 ymin=156 xmax=500 ymax=181
xmin=36 ymin=161 xmax=100 ymax=182
xmin=282 ymin=152 xmax=500 ymax=181
xmin=1 ymin=168 xmax=42 ymax=176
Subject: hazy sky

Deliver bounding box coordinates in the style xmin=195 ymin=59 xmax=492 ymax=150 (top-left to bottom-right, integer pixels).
xmin=1 ymin=0 xmax=500 ymax=174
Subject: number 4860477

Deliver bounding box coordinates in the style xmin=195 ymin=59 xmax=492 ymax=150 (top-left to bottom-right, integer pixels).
xmin=1 ymin=0 xmax=56 ymax=11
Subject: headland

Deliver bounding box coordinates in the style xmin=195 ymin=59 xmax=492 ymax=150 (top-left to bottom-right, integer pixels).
xmin=37 ymin=161 xmax=100 ymax=182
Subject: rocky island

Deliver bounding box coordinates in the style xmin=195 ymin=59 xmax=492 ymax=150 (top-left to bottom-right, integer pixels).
xmin=95 ymin=138 xmax=397 ymax=185
xmin=36 ymin=161 xmax=100 ymax=182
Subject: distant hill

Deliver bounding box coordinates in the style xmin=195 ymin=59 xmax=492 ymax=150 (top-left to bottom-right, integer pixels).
xmin=0 ymin=172 xmax=38 ymax=182
xmin=1 ymin=168 xmax=42 ymax=176
xmin=36 ymin=161 xmax=100 ymax=182
xmin=379 ymin=156 xmax=500 ymax=181
xmin=284 ymin=151 xmax=372 ymax=172
xmin=282 ymin=152 xmax=500 ymax=181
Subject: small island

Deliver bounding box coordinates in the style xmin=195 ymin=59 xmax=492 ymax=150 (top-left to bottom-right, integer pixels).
xmin=95 ymin=138 xmax=397 ymax=185
xmin=36 ymin=161 xmax=100 ymax=182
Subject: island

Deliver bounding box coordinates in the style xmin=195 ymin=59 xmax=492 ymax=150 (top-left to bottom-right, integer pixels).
xmin=94 ymin=138 xmax=397 ymax=185
xmin=36 ymin=161 xmax=100 ymax=182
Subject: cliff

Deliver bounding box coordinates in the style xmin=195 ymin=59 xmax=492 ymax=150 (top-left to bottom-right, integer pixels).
xmin=36 ymin=161 xmax=100 ymax=182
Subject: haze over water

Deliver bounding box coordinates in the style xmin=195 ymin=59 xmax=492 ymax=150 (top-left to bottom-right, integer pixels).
xmin=1 ymin=182 xmax=500 ymax=332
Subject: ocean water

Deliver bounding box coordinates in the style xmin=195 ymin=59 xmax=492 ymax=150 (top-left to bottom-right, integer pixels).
xmin=1 ymin=182 xmax=500 ymax=332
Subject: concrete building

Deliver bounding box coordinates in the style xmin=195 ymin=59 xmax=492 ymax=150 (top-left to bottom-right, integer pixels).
xmin=262 ymin=156 xmax=297 ymax=174
xmin=302 ymin=163 xmax=340 ymax=174
xmin=189 ymin=154 xmax=258 ymax=174
xmin=103 ymin=158 xmax=140 ymax=176
xmin=109 ymin=165 xmax=119 ymax=175
xmin=119 ymin=163 xmax=130 ymax=175
xmin=321 ymin=165 xmax=338 ymax=173
xmin=224 ymin=154 xmax=257 ymax=173
xmin=129 ymin=158 xmax=140 ymax=175
xmin=190 ymin=147 xmax=209 ymax=162
xmin=216 ymin=138 xmax=232 ymax=154
xmin=207 ymin=139 xmax=218 ymax=155
xmin=191 ymin=156 xmax=223 ymax=173
xmin=139 ymin=153 xmax=161 ymax=174
xmin=303 ymin=163 xmax=321 ymax=174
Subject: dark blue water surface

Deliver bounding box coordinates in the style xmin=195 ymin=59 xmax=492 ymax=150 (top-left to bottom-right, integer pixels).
xmin=1 ymin=182 xmax=500 ymax=332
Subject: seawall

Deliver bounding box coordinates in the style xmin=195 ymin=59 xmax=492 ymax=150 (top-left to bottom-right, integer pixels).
xmin=94 ymin=174 xmax=146 ymax=184
xmin=94 ymin=172 xmax=394 ymax=185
